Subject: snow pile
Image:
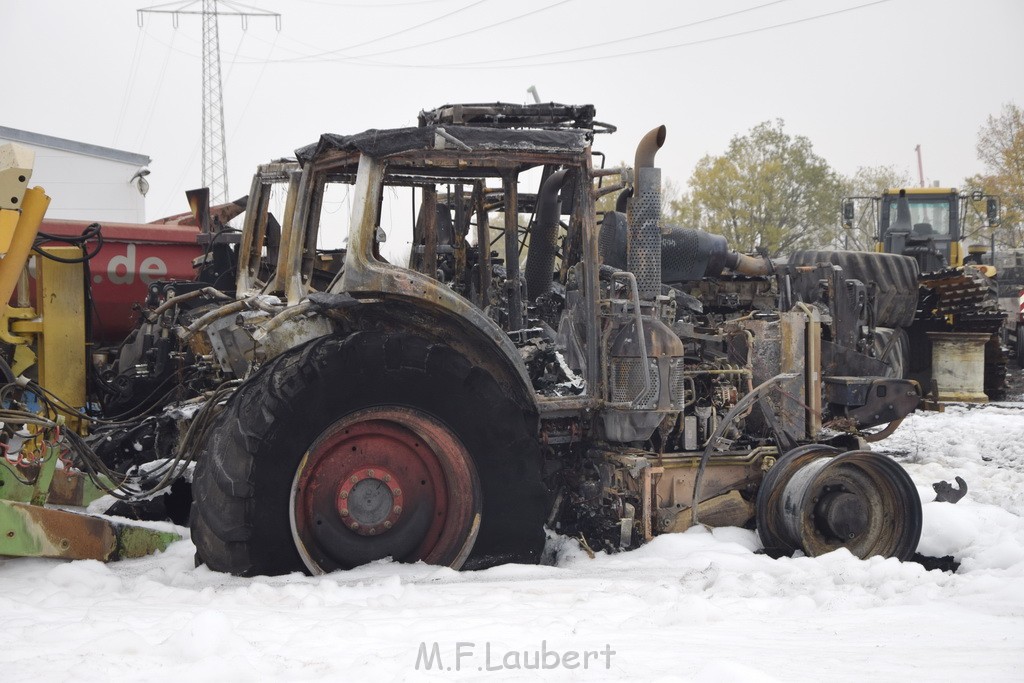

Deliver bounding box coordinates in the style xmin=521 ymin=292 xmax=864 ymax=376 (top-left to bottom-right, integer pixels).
xmin=2 ymin=401 xmax=1023 ymax=681
xmin=881 ymin=403 xmax=1024 ymax=515
xmin=879 ymin=403 xmax=1024 ymax=573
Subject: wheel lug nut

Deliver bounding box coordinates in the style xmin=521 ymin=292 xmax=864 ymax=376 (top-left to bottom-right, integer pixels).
xmin=351 ymin=475 xmax=359 ymax=483
xmin=368 ymin=469 xmax=375 ymax=477
xmin=340 ymin=508 xmax=349 ymax=517
xmin=394 ymin=505 xmax=402 ymax=514
xmin=339 ymin=491 xmax=349 ymax=499
xmin=393 ymin=488 xmax=401 ymax=496
xmin=350 ymin=521 xmax=360 ymax=530
xmin=368 ymin=527 xmax=376 ymax=535
xmin=383 ymin=474 xmax=391 ymax=483
xmin=383 ymin=521 xmax=392 ymax=529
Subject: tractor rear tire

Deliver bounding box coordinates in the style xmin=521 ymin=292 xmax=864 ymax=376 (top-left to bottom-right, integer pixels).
xmin=789 ymin=250 xmax=920 ymax=329
xmin=190 ymin=331 xmax=547 ymax=576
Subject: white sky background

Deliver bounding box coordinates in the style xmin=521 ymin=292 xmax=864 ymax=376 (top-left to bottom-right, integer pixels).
xmin=6 ymin=0 xmax=1024 ymax=221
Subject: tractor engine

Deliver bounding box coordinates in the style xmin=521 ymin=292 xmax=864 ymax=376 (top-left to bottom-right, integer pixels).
xmin=544 ymin=125 xmax=921 ymax=557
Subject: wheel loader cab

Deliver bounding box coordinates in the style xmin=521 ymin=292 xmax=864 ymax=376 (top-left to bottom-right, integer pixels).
xmin=880 ymin=189 xmax=959 ymax=270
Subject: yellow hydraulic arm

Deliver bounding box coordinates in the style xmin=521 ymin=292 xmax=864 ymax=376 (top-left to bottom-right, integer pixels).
xmin=0 ymin=144 xmax=86 ymax=422
xmin=0 ymin=143 xmax=49 ymax=311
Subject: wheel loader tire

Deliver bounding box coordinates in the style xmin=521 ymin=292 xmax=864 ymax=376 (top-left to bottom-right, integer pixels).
xmin=872 ymin=327 xmax=909 ymax=379
xmin=789 ymin=250 xmax=920 ymax=328
xmin=190 ymin=331 xmax=547 ymax=576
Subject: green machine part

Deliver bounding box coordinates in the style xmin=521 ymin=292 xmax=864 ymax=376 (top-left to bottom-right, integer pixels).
xmin=0 ymin=436 xmax=180 ymax=561
xmin=0 ymin=499 xmax=179 ymax=561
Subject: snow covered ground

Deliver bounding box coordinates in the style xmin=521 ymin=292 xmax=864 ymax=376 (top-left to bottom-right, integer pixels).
xmin=3 ymin=393 xmax=1024 ymax=681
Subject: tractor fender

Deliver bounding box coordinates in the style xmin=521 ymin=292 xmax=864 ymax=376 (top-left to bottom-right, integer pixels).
xmin=324 ymin=296 xmax=538 ymax=413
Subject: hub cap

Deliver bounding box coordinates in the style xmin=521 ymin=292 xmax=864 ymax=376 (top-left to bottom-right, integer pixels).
xmin=290 ymin=406 xmax=480 ymax=573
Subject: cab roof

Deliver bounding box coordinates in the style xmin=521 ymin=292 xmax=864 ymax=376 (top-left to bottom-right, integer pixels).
xmin=294 ymin=124 xmax=592 ymax=168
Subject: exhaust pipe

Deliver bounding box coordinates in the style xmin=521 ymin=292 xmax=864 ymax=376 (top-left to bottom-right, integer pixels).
xmin=186 ymin=187 xmax=212 ymax=235
xmin=628 ymin=125 xmax=667 ymax=301
xmin=615 ymin=187 xmax=632 ymax=213
xmin=524 ymin=170 xmax=569 ymax=300
xmin=892 ymin=189 xmax=913 ymax=232
xmin=634 ymin=125 xmax=667 ymax=177
xmin=725 ymin=251 xmax=773 ymax=276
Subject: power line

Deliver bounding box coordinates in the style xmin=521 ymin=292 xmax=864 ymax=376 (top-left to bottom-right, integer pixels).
xmin=431 ymin=0 xmax=791 ymax=67
xmin=293 ymin=0 xmax=461 ymax=6
xmin=221 ymin=0 xmax=886 ymax=71
xmin=133 ymin=29 xmax=177 ymax=152
xmin=338 ymin=0 xmax=892 ymax=70
xmin=223 ymin=0 xmax=762 ymax=66
xmin=145 ymin=0 xmax=890 ymax=75
xmin=229 ymin=30 xmax=280 ymax=146
xmin=113 ymin=26 xmax=147 ymax=148
xmin=222 ymin=22 xmax=325 ymax=60
xmin=347 ymin=0 xmax=575 ymax=60
xmin=271 ymin=0 xmax=489 ymax=63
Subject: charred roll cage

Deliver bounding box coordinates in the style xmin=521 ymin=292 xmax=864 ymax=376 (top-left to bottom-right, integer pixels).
xmin=124 ymin=102 xmax=926 ymax=575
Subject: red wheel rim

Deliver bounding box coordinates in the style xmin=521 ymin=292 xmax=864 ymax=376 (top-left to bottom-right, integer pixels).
xmin=290 ymin=406 xmax=480 ymax=573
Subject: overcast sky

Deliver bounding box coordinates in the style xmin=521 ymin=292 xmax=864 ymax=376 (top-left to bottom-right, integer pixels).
xmin=7 ymin=0 xmax=1023 ymax=221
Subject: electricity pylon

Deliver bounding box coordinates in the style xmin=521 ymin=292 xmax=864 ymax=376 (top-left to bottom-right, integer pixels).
xmin=138 ymin=1 xmax=281 ymax=204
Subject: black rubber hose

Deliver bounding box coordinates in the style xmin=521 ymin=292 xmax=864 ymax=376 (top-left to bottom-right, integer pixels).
xmin=33 ymin=222 xmax=104 ymax=263
xmin=524 ymin=170 xmax=569 ymax=301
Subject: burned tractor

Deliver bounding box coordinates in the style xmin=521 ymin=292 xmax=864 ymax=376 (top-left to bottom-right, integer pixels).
xmin=98 ymin=103 xmax=925 ymax=574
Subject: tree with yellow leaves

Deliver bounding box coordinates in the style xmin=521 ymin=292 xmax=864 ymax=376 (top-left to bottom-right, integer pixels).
xmin=674 ymin=120 xmax=842 ymax=257
xmin=965 ymin=102 xmax=1023 ymax=250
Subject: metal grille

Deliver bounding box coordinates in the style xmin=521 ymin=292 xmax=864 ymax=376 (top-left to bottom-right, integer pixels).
xmin=610 ymin=358 xmax=660 ymax=408
xmin=661 ymin=226 xmax=710 ymax=282
xmin=668 ymin=358 xmax=687 ymax=409
xmin=627 ymin=190 xmax=662 ymax=300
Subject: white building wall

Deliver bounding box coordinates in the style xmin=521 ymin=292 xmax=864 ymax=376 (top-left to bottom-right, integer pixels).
xmin=0 ymin=128 xmax=149 ymax=223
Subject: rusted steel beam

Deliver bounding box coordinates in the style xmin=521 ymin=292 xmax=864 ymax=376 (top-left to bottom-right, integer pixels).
xmin=236 ymin=172 xmax=267 ymax=293
xmin=415 ymin=185 xmax=438 ymax=277
xmin=474 ymin=180 xmax=491 ymax=309
xmin=269 ymin=169 xmax=303 ymax=302
xmin=453 ymin=184 xmax=467 ymax=293
xmin=503 ymin=174 xmax=523 ymax=330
